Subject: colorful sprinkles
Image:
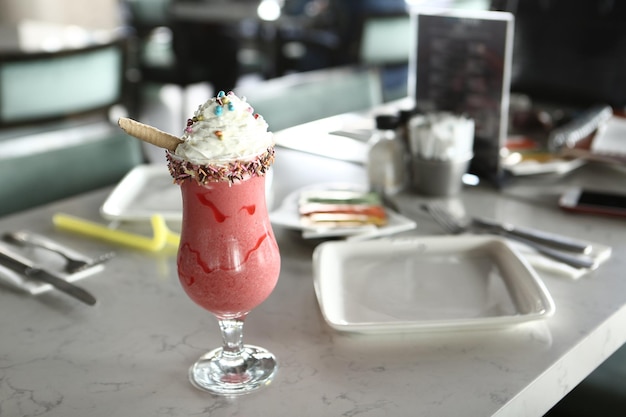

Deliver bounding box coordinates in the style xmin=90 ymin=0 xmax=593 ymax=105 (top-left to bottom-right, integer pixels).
xmin=167 ymin=147 xmax=275 ymax=185
xmin=172 ymin=90 xmax=274 ymax=184
xmin=214 ymin=90 xmax=236 ymax=115
xmin=183 ymin=90 xmax=254 ymax=139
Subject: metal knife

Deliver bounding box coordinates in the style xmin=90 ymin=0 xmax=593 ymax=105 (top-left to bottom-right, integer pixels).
xmin=471 ymin=217 xmax=592 ymax=254
xmin=3 ymin=230 xmax=114 ymax=274
xmin=0 ymin=243 xmax=97 ymax=306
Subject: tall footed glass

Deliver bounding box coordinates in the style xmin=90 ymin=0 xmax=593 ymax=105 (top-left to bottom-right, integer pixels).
xmin=176 ymin=172 xmax=280 ymax=395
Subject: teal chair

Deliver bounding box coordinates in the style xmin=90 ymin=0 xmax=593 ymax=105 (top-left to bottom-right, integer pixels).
xmin=355 ymin=13 xmax=411 ymax=103
xmin=357 ymin=14 xmax=411 ymax=67
xmin=237 ymin=66 xmax=383 ymax=132
xmin=123 ymin=0 xmax=247 ymax=118
xmin=0 ymin=40 xmax=127 ymax=126
xmin=122 ymin=0 xmax=196 ymax=119
xmin=0 ymin=124 xmax=144 ymax=218
xmin=0 ymin=39 xmax=145 ymax=217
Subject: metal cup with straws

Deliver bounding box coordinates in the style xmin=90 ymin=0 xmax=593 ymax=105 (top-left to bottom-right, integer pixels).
xmin=408 ymin=113 xmax=474 ymax=196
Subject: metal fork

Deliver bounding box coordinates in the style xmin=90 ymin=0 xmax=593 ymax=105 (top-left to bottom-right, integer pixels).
xmin=3 ymin=231 xmax=115 ymax=274
xmin=422 ymin=202 xmax=468 ymax=235
xmin=422 ymin=202 xmax=598 ymax=270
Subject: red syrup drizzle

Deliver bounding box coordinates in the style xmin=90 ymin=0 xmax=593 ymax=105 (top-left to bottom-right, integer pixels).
xmin=244 ymin=234 xmax=269 ymax=260
xmin=240 ymin=205 xmax=256 ymax=215
xmin=197 ymin=194 xmax=229 ymax=222
xmin=179 ymin=233 xmax=270 ymax=286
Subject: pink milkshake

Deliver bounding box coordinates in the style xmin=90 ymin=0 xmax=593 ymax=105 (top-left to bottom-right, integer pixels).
xmin=153 ymin=90 xmax=280 ymax=395
xmin=119 ymin=90 xmax=279 ymax=394
xmin=177 ymin=175 xmax=280 ymax=318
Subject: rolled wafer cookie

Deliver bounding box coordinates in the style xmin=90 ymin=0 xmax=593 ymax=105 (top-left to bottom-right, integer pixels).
xmin=118 ymin=117 xmax=183 ymax=152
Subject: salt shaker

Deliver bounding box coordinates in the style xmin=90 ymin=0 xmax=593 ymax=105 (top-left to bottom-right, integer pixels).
xmin=396 ymin=108 xmax=418 ymax=151
xmin=367 ymin=114 xmax=406 ymax=195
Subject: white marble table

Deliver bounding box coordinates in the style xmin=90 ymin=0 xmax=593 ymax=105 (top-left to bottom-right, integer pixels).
xmin=1 ymin=144 xmax=625 ymax=417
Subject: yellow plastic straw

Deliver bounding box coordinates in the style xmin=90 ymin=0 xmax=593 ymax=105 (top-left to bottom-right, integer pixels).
xmin=53 ymin=213 xmax=180 ymax=252
xmin=165 ymin=229 xmax=180 ymax=247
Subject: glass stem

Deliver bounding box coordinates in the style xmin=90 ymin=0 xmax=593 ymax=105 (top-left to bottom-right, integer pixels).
xmin=218 ymin=317 xmax=246 ymax=358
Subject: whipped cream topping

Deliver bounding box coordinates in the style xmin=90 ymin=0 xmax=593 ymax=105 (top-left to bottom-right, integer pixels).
xmin=174 ymin=91 xmax=273 ymax=164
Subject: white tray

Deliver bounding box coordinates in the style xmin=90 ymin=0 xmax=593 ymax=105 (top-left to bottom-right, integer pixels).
xmin=102 ymin=164 xmax=276 ymax=222
xmin=100 ymin=165 xmax=182 ymax=222
xmin=313 ymin=236 xmax=555 ymax=333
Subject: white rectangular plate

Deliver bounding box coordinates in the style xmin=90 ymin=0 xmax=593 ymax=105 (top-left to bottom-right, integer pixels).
xmin=269 ymin=182 xmax=416 ymax=240
xmin=313 ymin=236 xmax=555 ymax=333
xmin=504 ymin=156 xmax=586 ymax=176
xmin=100 ymin=165 xmax=182 ymax=222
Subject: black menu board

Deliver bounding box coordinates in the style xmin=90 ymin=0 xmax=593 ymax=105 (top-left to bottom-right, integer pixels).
xmin=409 ymin=9 xmax=514 ymax=182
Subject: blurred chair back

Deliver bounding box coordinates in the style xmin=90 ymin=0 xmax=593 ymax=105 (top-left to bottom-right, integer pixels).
xmin=356 ymin=13 xmax=411 ymax=102
xmin=123 ymin=0 xmax=174 ymax=72
xmin=358 ymin=14 xmax=411 ymax=66
xmin=0 ymin=40 xmax=126 ymax=127
xmin=124 ymin=0 xmax=172 ymax=35
xmin=238 ymin=66 xmax=383 ymax=131
xmin=0 ymin=38 xmax=145 ymax=217
xmin=0 ymin=123 xmax=144 ymax=217
xmin=122 ymin=0 xmax=222 ymax=120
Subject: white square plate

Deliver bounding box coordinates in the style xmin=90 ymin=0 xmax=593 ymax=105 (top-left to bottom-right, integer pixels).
xmin=313 ymin=235 xmax=555 ymax=333
xmin=101 ymin=165 xmax=182 ymax=222
xmin=101 ymin=164 xmax=275 ymax=222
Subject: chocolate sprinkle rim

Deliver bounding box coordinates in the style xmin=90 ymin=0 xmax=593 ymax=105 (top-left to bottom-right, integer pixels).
xmin=167 ymin=147 xmax=275 ymax=185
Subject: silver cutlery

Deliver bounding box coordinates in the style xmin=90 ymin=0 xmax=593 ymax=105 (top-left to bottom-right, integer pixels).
xmin=0 ymin=243 xmax=97 ymax=306
xmin=3 ymin=231 xmax=114 ymax=274
xmin=470 ymin=217 xmax=591 ymax=254
xmin=422 ymin=202 xmax=598 ymax=270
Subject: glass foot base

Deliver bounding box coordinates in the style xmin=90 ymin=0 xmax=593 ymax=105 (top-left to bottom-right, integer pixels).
xmin=189 ymin=345 xmax=277 ymax=395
